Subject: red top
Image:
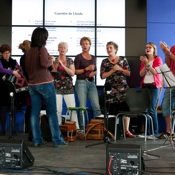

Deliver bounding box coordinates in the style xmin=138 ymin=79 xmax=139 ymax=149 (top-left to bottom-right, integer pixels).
xmin=169 ymin=46 xmax=175 ymax=75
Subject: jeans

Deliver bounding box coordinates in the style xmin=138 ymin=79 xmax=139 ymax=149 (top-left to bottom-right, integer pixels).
xmin=28 ymin=82 xmax=64 ymax=145
xmin=75 ymin=80 xmax=101 ymax=130
xmin=146 ymin=88 xmax=159 ymax=136
xmin=162 ymin=88 xmax=175 ymax=116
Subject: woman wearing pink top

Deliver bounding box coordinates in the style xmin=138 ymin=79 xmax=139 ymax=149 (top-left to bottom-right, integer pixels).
xmin=139 ymin=42 xmax=163 ymax=139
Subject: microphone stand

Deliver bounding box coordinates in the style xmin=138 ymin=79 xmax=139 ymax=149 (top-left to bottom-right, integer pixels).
xmin=85 ymin=90 xmax=113 ymax=148
xmin=9 ymin=92 xmax=15 ymax=139
xmin=3 ymin=78 xmax=17 ymax=139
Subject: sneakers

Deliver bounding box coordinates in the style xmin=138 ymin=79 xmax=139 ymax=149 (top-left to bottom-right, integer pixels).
xmin=33 ymin=140 xmax=47 ymax=147
xmin=125 ymin=130 xmax=135 ymax=138
xmin=77 ymin=129 xmax=85 ymax=134
xmin=137 ymin=133 xmax=157 ymax=140
xmin=137 ymin=133 xmax=146 ymax=138
xmin=147 ymin=135 xmax=158 ymax=140
xmin=96 ymin=114 xmax=104 ymax=118
xmin=157 ymin=132 xmax=171 ymax=139
xmin=53 ymin=141 xmax=68 ymax=148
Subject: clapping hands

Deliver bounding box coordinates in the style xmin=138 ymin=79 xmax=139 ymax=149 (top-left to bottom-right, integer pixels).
xmin=160 ymin=41 xmax=170 ymax=55
xmin=140 ymin=56 xmax=148 ymax=65
xmin=112 ymin=64 xmax=122 ymax=72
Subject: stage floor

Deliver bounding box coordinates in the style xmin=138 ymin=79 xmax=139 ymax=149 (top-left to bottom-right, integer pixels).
xmin=0 ymin=133 xmax=175 ymax=175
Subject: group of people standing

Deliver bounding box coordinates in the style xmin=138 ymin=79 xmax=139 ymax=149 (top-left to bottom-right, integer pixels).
xmin=0 ymin=27 xmax=174 ymax=147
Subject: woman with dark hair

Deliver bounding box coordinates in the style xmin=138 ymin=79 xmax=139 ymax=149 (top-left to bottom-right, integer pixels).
xmin=25 ymin=27 xmax=67 ymax=147
xmin=139 ymin=42 xmax=163 ymax=139
xmin=0 ymin=44 xmax=21 ymax=135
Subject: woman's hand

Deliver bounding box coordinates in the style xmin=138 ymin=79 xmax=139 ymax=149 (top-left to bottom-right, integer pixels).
xmin=160 ymin=41 xmax=170 ymax=55
xmin=58 ymin=59 xmax=64 ymax=67
xmin=13 ymin=70 xmax=21 ymax=78
xmin=86 ymin=64 xmax=95 ymax=71
xmin=112 ymin=64 xmax=122 ymax=72
xmin=140 ymin=56 xmax=148 ymax=65
xmin=88 ymin=71 xmax=96 ymax=77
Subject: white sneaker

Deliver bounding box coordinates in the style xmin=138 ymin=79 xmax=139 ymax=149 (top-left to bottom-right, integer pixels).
xmin=137 ymin=133 xmax=145 ymax=138
xmin=147 ymin=135 xmax=158 ymax=140
xmin=96 ymin=114 xmax=104 ymax=118
xmin=137 ymin=134 xmax=158 ymax=140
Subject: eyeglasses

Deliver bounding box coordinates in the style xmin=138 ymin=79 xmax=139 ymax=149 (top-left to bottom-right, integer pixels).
xmin=145 ymin=46 xmax=153 ymax=49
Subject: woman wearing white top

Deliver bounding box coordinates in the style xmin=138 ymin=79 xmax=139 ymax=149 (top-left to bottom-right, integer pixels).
xmin=139 ymin=42 xmax=163 ymax=138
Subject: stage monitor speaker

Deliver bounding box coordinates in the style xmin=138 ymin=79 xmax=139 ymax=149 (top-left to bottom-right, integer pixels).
xmin=106 ymin=144 xmax=142 ymax=175
xmin=0 ymin=139 xmax=35 ymax=169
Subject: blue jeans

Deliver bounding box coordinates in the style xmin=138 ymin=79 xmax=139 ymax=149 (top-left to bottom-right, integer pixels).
xmin=75 ymin=80 xmax=101 ymax=130
xmin=162 ymin=88 xmax=175 ymax=116
xmin=28 ymin=82 xmax=64 ymax=145
xmin=147 ymin=88 xmax=159 ymax=136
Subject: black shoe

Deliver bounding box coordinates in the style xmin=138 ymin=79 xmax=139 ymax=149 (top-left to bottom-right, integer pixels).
xmin=53 ymin=141 xmax=68 ymax=148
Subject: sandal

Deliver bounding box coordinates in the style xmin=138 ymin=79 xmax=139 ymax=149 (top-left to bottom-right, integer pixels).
xmin=157 ymin=132 xmax=171 ymax=139
xmin=125 ymin=130 xmax=135 ymax=138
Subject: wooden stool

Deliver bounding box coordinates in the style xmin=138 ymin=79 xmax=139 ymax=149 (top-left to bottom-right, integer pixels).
xmin=66 ymin=107 xmax=89 ymax=134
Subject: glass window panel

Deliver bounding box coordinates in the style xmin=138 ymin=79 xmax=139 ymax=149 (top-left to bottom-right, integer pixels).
xmin=96 ymin=28 xmax=125 ymax=56
xmin=97 ymin=0 xmax=125 ymax=26
xmin=12 ymin=56 xmax=21 ymax=65
xmin=45 ymin=0 xmax=95 ymax=26
xmin=68 ymin=57 xmax=76 ymax=85
xmin=11 ymin=27 xmax=35 ymax=55
xmin=46 ymin=27 xmax=95 ymax=55
xmin=12 ymin=0 xmax=43 ymax=25
xmin=96 ymin=57 xmax=106 ymax=86
xmin=12 ymin=27 xmax=95 ymax=56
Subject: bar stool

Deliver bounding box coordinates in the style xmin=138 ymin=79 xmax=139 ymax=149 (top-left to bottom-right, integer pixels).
xmin=66 ymin=107 xmax=89 ymax=134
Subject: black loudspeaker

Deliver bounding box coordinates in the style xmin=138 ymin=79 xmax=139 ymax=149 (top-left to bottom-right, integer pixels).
xmin=106 ymin=144 xmax=142 ymax=175
xmin=0 ymin=139 xmax=35 ymax=169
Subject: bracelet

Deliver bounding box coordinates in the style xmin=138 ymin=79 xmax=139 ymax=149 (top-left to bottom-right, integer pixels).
xmin=167 ymin=52 xmax=172 ymax=57
xmin=146 ymin=64 xmax=150 ymax=68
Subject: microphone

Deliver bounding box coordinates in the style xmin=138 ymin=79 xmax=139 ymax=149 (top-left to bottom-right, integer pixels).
xmin=104 ymin=83 xmax=112 ymax=94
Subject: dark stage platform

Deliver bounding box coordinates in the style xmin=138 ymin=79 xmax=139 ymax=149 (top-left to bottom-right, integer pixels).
xmin=0 ymin=133 xmax=175 ymax=175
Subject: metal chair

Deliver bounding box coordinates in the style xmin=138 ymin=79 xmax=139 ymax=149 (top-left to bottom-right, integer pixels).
xmin=114 ymin=88 xmax=154 ymax=142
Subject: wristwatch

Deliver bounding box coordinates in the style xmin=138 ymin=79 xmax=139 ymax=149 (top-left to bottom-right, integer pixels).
xmin=167 ymin=52 xmax=172 ymax=57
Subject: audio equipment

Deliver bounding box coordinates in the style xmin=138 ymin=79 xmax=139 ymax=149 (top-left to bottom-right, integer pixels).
xmin=106 ymin=144 xmax=142 ymax=175
xmin=0 ymin=140 xmax=34 ymax=169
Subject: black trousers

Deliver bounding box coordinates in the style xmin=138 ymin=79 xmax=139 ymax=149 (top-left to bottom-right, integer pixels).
xmin=0 ymin=106 xmax=9 ymax=133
